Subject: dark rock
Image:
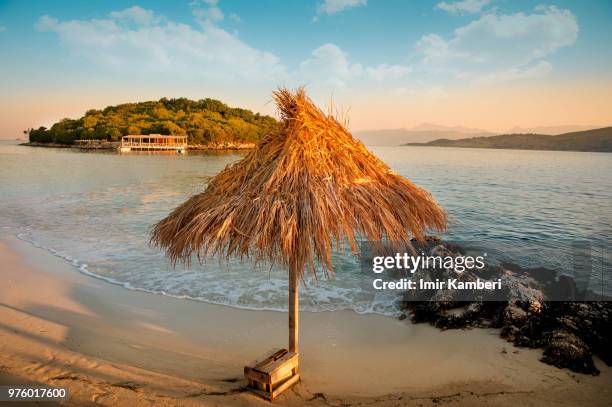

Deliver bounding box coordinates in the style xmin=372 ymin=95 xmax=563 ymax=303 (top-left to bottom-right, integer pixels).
xmin=400 ymin=240 xmax=612 ymax=375
xmin=541 ymin=331 xmax=598 ymax=375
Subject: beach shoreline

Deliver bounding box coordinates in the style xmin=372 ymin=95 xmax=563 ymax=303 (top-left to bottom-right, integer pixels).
xmin=1 ymin=232 xmax=611 ymax=406
xmin=19 ymin=141 xmax=256 ymax=151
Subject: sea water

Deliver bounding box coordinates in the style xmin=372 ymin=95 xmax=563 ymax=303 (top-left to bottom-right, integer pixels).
xmin=1 ymin=141 xmax=610 ymax=315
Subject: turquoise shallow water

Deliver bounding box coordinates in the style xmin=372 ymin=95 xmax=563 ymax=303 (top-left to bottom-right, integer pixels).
xmin=1 ymin=141 xmax=610 ymax=314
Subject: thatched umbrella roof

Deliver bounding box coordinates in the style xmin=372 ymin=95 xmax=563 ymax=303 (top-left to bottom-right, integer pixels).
xmin=151 ymin=87 xmax=447 ymax=278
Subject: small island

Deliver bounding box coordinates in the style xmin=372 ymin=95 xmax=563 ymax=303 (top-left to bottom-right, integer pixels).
xmin=404 ymin=126 xmax=612 ymax=153
xmin=23 ymin=98 xmax=278 ymax=150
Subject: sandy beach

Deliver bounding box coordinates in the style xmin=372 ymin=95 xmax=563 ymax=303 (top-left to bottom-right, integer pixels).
xmin=0 ymin=233 xmax=610 ymax=406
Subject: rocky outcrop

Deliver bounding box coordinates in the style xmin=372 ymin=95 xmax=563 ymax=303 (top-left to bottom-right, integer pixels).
xmin=399 ymin=240 xmax=612 ymax=375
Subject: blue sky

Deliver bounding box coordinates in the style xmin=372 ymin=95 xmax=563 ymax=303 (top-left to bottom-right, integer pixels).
xmin=1 ymin=0 xmax=611 ymax=137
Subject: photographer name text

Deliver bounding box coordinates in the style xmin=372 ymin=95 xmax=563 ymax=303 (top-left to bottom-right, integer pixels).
xmin=370 ymin=252 xmax=502 ymax=291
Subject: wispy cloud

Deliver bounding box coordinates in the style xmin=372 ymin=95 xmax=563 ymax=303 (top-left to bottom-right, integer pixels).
xmin=0 ymin=25 xmax=7 ymax=32
xmin=436 ymin=0 xmax=490 ymax=15
xmin=299 ymin=43 xmax=363 ymax=87
xmin=417 ymin=6 xmax=578 ymax=82
xmin=316 ymin=0 xmax=367 ymax=16
xmin=33 ymin=4 xmax=409 ymax=93
xmin=35 ymin=5 xmax=285 ymax=82
xmin=191 ymin=0 xmax=224 ymax=25
xmin=366 ymin=64 xmax=411 ymax=81
xmin=298 ymin=43 xmax=413 ymax=89
xmin=109 ymin=6 xmax=162 ymax=25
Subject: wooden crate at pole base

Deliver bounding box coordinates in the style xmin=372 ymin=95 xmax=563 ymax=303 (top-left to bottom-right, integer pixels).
xmin=244 ymin=348 xmax=299 ymax=401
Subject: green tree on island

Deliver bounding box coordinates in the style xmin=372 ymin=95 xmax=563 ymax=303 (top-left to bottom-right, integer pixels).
xmin=26 ymin=98 xmax=278 ymax=145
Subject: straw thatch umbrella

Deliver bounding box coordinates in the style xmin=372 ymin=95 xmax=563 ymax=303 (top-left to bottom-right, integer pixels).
xmin=151 ymin=87 xmax=446 ymax=359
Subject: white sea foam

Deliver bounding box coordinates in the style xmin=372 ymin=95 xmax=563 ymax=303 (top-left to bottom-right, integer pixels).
xmin=15 ymin=232 xmax=402 ymax=316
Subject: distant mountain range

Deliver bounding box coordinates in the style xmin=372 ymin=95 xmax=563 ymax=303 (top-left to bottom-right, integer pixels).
xmin=354 ymin=123 xmax=494 ymax=146
xmin=354 ymin=123 xmax=602 ymax=146
xmin=403 ymin=127 xmax=612 ymax=153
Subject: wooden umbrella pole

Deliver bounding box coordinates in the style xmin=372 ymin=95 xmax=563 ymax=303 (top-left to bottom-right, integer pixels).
xmin=288 ymin=262 xmax=299 ymax=354
xmin=243 ymin=261 xmax=300 ymax=400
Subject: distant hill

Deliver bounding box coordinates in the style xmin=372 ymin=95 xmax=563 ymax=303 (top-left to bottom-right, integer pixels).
xmin=26 ymin=98 xmax=278 ymax=145
xmin=505 ymin=125 xmax=595 ymax=135
xmin=355 ymin=124 xmax=494 ymax=146
xmin=404 ymin=127 xmax=612 ymax=153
